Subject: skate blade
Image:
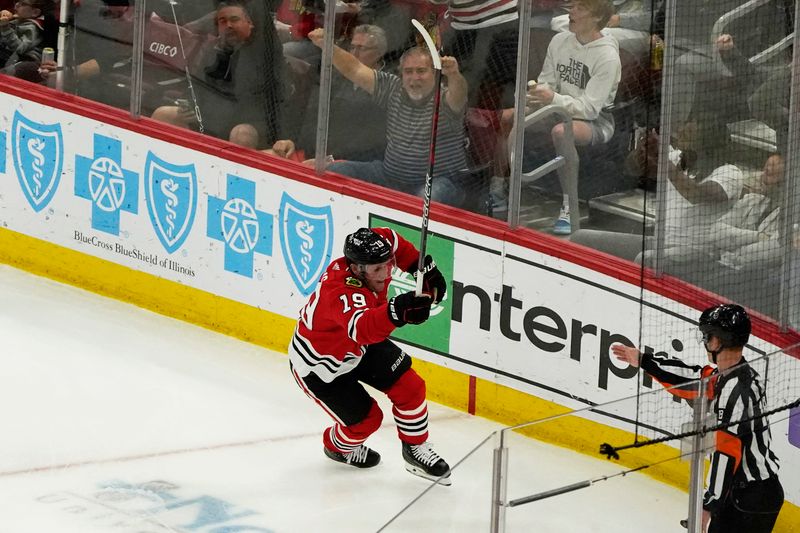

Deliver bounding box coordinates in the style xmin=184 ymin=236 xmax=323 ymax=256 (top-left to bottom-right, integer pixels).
xmin=404 ymin=463 xmax=452 ymax=486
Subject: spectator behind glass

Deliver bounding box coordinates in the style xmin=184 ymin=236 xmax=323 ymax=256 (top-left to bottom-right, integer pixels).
xmin=279 ymin=0 xmax=364 ymax=65
xmin=650 ymin=0 xmax=790 ymax=150
xmin=704 ymin=153 xmax=786 ymax=316
xmin=570 ymin=128 xmax=745 ymax=270
xmin=0 ymin=0 xmax=52 ymax=68
xmin=37 ymin=0 xmax=134 ymax=107
xmin=150 ymin=0 xmax=285 ymax=149
xmin=716 ymin=33 xmax=790 ymax=157
xmin=309 ymin=28 xmax=469 ymax=208
xmin=526 ymin=0 xmax=620 ymax=235
xmin=351 ymin=0 xmax=415 ymax=67
xmin=269 ymin=24 xmax=389 ymax=165
xmin=713 ymin=153 xmax=784 ymax=271
xmin=280 ymin=0 xmax=429 ymax=76
xmin=550 ymin=0 xmax=660 ymax=60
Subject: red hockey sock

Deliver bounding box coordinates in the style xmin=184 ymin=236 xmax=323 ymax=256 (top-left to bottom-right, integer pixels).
xmin=386 ymin=369 xmax=428 ymax=445
xmin=323 ymin=400 xmax=383 ymax=453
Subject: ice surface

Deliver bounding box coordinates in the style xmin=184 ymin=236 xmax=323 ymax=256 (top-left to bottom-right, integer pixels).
xmin=0 ymin=265 xmax=688 ymax=532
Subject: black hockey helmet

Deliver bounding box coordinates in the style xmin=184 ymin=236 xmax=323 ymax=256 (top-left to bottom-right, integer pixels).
xmin=344 ymin=228 xmax=393 ymax=265
xmin=698 ymin=303 xmax=751 ymax=348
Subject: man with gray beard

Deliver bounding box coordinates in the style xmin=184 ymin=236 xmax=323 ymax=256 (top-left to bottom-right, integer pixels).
xmin=309 ymin=28 xmax=469 ymax=208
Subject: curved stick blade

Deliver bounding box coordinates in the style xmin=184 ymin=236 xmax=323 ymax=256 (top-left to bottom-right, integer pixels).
xmin=411 ymin=18 xmax=442 ymax=70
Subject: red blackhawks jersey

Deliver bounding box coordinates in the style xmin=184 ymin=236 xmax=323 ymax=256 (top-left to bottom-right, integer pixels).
xmin=288 ymin=228 xmax=420 ymax=383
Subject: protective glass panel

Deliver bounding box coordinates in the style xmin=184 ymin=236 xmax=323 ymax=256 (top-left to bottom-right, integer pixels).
xmin=513 ymin=0 xmax=659 ymax=238
xmin=137 ymin=0 xmax=288 ymax=150
xmin=279 ymin=0 xmax=424 ymax=169
xmin=50 ymin=0 xmax=136 ymax=109
xmin=650 ymin=0 xmax=794 ymax=322
xmin=305 ymin=0 xmax=517 ymax=215
xmin=378 ymin=433 xmax=495 ymax=532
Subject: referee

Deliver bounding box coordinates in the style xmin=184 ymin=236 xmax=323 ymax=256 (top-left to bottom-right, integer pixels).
xmin=613 ymin=303 xmax=784 ymax=532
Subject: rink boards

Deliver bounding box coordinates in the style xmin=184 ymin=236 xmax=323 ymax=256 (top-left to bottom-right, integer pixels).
xmin=0 ymin=81 xmax=799 ymax=524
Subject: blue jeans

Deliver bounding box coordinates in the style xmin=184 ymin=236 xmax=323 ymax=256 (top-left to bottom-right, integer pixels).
xmin=328 ymin=160 xmax=465 ymax=207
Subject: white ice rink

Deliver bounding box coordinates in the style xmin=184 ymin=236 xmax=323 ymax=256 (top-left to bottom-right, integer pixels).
xmin=0 ymin=264 xmax=690 ymax=532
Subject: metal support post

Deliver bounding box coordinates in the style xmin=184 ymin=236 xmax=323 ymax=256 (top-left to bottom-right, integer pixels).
xmin=490 ymin=430 xmax=509 ymax=533
xmin=653 ymin=0 xmax=678 ymax=276
xmin=778 ymin=0 xmax=800 ymax=329
xmin=507 ymin=0 xmax=532 ymax=228
xmin=129 ymin=0 xmax=146 ymax=119
xmin=686 ymin=386 xmax=710 ymax=533
xmin=314 ymin=0 xmax=337 ymax=175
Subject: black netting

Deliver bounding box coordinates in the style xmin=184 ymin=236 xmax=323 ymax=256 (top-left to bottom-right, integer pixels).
xmin=33 ymin=0 xmax=800 ymax=325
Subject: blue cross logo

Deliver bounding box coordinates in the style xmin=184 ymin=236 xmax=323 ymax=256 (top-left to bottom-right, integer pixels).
xmin=0 ymin=130 xmax=6 ymax=173
xmin=75 ymin=134 xmax=139 ymax=235
xmin=207 ymin=175 xmax=273 ymax=278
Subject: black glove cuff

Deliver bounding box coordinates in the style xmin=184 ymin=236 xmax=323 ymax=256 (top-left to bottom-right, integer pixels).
xmin=387 ymin=298 xmax=405 ymax=327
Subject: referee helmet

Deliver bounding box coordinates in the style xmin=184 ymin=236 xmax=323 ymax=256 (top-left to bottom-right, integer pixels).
xmin=699 ymin=303 xmax=751 ymax=348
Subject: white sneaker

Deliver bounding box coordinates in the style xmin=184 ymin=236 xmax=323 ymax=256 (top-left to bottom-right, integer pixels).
xmin=489 ymin=176 xmax=509 ymax=212
xmin=553 ymin=207 xmax=571 ymax=235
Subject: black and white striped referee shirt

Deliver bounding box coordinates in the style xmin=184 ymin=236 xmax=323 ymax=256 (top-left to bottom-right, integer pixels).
xmin=640 ymin=353 xmax=780 ymax=514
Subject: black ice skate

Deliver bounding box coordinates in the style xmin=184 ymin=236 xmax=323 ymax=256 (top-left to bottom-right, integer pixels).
xmin=324 ymin=445 xmax=381 ymax=468
xmin=402 ymin=442 xmax=451 ymax=485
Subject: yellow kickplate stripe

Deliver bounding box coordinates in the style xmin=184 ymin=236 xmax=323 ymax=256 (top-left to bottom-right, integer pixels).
xmin=0 ymin=228 xmax=295 ymax=351
xmin=411 ymin=358 xmax=689 ymax=487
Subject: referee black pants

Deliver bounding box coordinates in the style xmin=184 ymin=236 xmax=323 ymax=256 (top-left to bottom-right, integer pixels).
xmin=710 ymin=477 xmax=784 ymax=533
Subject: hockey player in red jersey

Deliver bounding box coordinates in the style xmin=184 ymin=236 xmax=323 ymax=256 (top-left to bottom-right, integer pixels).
xmin=289 ymin=227 xmax=452 ymax=484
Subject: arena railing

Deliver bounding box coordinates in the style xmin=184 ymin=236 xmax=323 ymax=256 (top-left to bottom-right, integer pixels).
xmin=376 ymin=372 xmax=698 ymax=532
xmin=377 ymin=343 xmax=800 ymax=533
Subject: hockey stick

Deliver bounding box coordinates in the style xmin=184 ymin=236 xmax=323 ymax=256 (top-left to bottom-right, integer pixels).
xmin=507 ymin=452 xmax=683 ymax=507
xmin=410 ymin=18 xmax=443 ymax=297
xmin=599 ymin=395 xmax=800 ymax=459
xmin=167 ymin=0 xmax=205 ymax=133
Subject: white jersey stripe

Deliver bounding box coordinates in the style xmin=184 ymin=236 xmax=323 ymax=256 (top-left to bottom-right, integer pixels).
xmin=394 ymin=401 xmax=428 ymax=417
xmin=292 ymin=335 xmax=340 ymax=373
xmin=396 ymin=418 xmax=429 ymax=432
xmin=348 ymin=309 xmax=365 ymax=342
xmin=334 ymin=424 xmax=363 ymax=446
xmin=289 ymin=332 xmax=360 ymax=383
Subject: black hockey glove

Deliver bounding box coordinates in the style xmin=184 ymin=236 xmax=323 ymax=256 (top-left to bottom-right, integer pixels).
xmin=415 ymin=255 xmax=447 ymax=304
xmin=388 ymin=291 xmax=432 ymax=327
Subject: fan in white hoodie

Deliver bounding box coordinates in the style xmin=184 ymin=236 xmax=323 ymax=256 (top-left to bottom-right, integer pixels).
xmin=538 ymin=30 xmax=621 ymax=143
xmin=550 ymin=0 xmax=659 ymax=59
xmin=527 ymin=0 xmax=620 ymax=235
